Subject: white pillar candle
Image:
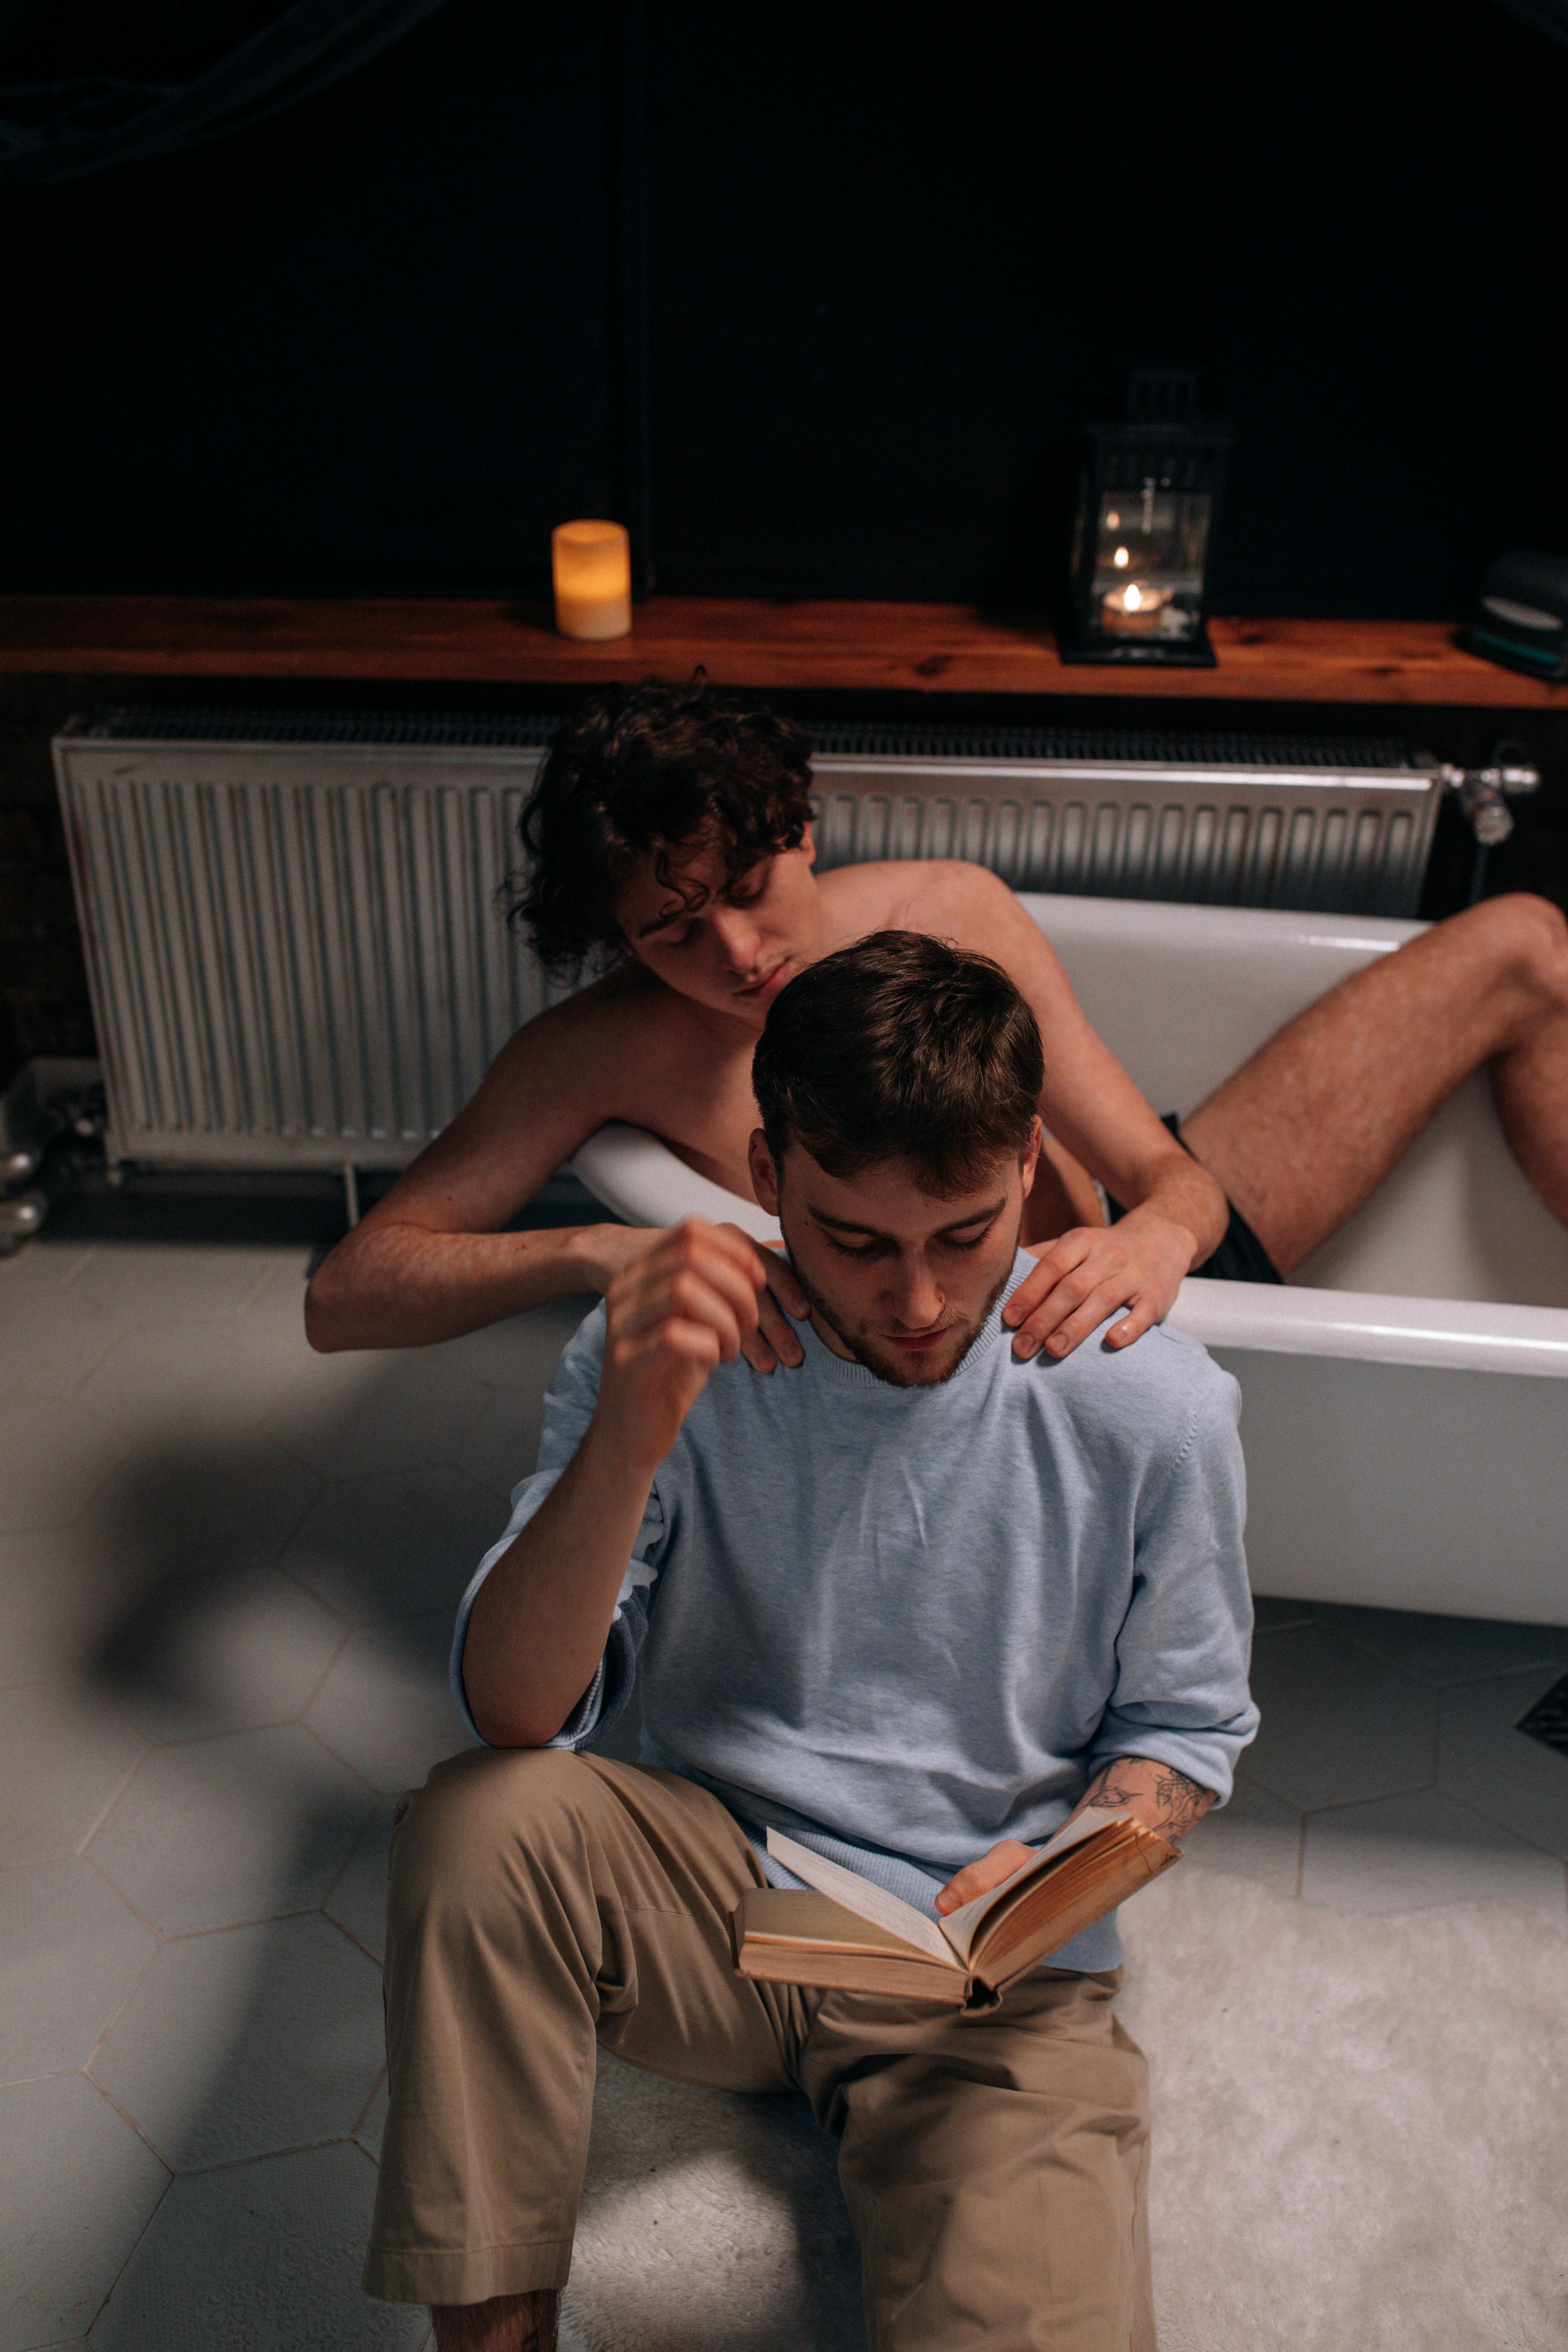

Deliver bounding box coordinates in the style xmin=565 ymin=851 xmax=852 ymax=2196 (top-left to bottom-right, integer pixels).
xmin=552 ymin=520 xmax=632 ymax=640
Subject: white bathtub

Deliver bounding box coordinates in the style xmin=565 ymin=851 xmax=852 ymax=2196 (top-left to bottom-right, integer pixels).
xmin=572 ymin=895 xmax=1568 ymax=1627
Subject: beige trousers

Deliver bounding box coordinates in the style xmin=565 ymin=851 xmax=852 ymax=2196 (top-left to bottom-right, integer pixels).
xmin=365 ymin=1747 xmax=1155 ymax=2352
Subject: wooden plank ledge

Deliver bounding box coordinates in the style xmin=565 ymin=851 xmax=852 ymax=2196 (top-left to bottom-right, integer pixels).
xmin=2 ymin=594 xmax=1563 ymax=707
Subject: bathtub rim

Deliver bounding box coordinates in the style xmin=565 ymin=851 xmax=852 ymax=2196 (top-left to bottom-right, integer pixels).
xmin=569 ymin=1122 xmax=1568 ymax=1381
xmin=1168 ymin=1276 xmax=1568 ymax=1380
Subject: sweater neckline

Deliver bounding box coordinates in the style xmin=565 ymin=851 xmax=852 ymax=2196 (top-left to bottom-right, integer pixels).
xmin=793 ymin=1251 xmax=1029 ymax=1393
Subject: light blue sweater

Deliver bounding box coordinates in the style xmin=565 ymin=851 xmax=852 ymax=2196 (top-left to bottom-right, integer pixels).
xmin=453 ymin=1253 xmax=1257 ymax=1972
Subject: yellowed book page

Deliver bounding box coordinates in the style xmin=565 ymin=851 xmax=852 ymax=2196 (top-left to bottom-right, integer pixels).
xmin=736 ymin=1944 xmax=970 ymax=2006
xmin=764 ymin=1829 xmax=957 ymax=1967
xmin=936 ymin=1808 xmax=1142 ymax=1965
xmin=738 ymin=1888 xmax=934 ymax=1960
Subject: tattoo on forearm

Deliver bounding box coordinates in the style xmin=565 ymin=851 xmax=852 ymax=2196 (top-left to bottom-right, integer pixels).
xmin=1085 ymin=1757 xmax=1214 ymax=1836
xmin=1086 ymin=1769 xmax=1145 ymax=1812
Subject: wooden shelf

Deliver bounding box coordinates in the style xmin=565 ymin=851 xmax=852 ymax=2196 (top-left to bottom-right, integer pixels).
xmin=2 ymin=593 xmax=1564 ymax=707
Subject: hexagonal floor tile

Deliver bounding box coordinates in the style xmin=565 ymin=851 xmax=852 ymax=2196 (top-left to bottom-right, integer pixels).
xmin=90 ymin=1912 xmax=384 ymax=2171
xmin=280 ymin=1465 xmax=506 ymax=1628
xmin=0 ymin=1282 xmax=121 ymax=1410
xmin=0 ymin=1683 xmax=144 ymax=1867
xmin=1315 ymin=1603 xmax=1568 ymax=1688
xmin=353 ymin=2069 xmax=388 ymax=2161
xmin=1438 ymin=1668 xmax=1568 ymax=1858
xmin=69 ymin=1243 xmax=286 ymax=1326
xmin=89 ymin=2141 xmax=426 ymax=2351
xmin=233 ymin=1253 xmax=316 ymax=1346
xmin=76 ymin=1315 xmax=310 ymax=1436
xmin=305 ymin=1612 xmax=475 ymax=1795
xmin=0 ymin=2073 xmax=168 ymax=2352
xmin=76 ymin=1434 xmax=322 ymax=1584
xmin=86 ymin=1721 xmax=376 ymax=1935
xmin=457 ymin=1387 xmax=551 ymax=1506
xmin=324 ymin=1798 xmax=398 ymax=1963
xmin=0 ymin=1523 xmax=104 ymax=1690
xmin=0 ymin=1399 xmax=127 ymax=1536
xmin=1300 ymin=1786 xmax=1568 ymax=1915
xmin=1183 ymin=1775 xmax=1302 ymax=1898
xmin=1244 ymin=1625 xmax=1437 ymax=1811
xmin=91 ymin=1562 xmax=348 ymax=1748
xmin=0 ymin=1856 xmax=157 ymax=2084
xmin=0 ymin=1237 xmax=95 ymax=1290
xmin=437 ymin=1295 xmax=594 ymax=1393
xmin=262 ymin=1351 xmax=492 ymax=1481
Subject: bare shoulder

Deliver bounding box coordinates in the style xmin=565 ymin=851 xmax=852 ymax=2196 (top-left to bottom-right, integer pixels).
xmin=892 ymin=858 xmax=1031 ymax=932
xmin=363 ymin=967 xmax=695 ymax=1233
xmin=477 ymin=967 xmax=706 ymax=1128
xmin=822 ymin=860 xmax=1072 ymax=994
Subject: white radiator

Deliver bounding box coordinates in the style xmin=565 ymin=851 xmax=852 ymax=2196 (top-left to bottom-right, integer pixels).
xmin=53 ymin=710 xmax=1445 ymax=1176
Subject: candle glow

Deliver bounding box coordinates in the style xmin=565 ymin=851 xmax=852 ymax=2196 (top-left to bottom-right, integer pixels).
xmin=1100 ymin=579 xmax=1170 ymax=631
xmin=552 ymin=520 xmax=632 ymax=640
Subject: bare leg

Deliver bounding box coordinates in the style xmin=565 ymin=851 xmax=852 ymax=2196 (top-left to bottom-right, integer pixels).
xmin=1180 ymin=894 xmax=1568 ymax=1275
xmin=432 ymin=2289 xmax=556 ymax=2352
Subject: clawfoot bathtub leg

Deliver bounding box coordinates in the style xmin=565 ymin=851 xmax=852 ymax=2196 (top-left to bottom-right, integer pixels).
xmin=1178 ymin=893 xmax=1568 ymax=1276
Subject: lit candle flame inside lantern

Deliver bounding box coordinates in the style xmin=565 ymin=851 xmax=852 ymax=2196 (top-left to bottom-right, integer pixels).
xmin=552 ymin=520 xmax=632 ymax=640
xmin=1100 ymin=579 xmax=1169 ymax=631
xmin=1113 ymin=545 xmax=1130 ymax=568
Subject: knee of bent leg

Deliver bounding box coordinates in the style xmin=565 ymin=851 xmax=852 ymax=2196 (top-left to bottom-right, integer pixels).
xmin=388 ymin=1746 xmax=601 ymax=1927
xmin=1482 ymin=892 xmax=1568 ymax=1008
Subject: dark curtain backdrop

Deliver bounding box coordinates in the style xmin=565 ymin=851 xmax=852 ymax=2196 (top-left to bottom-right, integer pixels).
xmin=1493 ymin=0 xmax=1568 ymax=40
xmin=1 ymin=0 xmax=1566 ymax=615
xmin=0 ymin=1 xmax=451 ymax=185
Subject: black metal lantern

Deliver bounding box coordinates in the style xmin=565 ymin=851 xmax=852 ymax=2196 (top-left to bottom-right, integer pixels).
xmin=1063 ymin=373 xmax=1231 ymax=668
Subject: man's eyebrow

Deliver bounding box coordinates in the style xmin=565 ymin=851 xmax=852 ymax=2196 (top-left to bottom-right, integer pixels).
xmin=634 ymin=892 xmax=706 ymax=940
xmin=810 ymin=1198 xmax=1006 ymax=1240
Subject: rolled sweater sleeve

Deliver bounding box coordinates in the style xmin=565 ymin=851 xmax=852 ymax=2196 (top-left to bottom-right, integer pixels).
xmin=449 ymin=1304 xmax=667 ymax=1751
xmin=1087 ymin=1364 xmax=1258 ymax=1803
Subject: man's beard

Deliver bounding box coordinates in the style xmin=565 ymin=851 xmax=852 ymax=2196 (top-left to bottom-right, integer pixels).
xmin=788 ymin=1255 xmax=1015 ymax=1390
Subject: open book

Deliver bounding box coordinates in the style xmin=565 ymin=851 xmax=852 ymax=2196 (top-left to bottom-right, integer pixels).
xmin=732 ymin=1811 xmax=1179 ymax=2007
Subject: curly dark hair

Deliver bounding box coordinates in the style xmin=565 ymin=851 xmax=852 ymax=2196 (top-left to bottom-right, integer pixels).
xmin=752 ymin=931 xmax=1044 ymax=1198
xmin=511 ymin=673 xmax=816 ymax=979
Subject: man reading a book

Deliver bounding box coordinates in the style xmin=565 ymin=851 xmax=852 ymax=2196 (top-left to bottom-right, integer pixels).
xmin=365 ymin=931 xmax=1259 ymax=2352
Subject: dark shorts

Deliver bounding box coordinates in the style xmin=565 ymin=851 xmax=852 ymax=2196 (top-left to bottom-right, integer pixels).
xmin=1106 ymin=1114 xmax=1281 ymax=1285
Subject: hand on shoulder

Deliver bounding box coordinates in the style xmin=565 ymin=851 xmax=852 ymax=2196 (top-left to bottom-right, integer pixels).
xmin=1004 ymin=1209 xmax=1198 ymax=1362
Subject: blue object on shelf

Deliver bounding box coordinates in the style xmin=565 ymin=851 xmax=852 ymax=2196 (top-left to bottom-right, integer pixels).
xmin=1467 ymin=550 xmax=1568 ymax=681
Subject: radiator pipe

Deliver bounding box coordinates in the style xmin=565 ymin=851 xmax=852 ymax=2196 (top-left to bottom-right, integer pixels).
xmin=1439 ymin=741 xmax=1540 ymax=905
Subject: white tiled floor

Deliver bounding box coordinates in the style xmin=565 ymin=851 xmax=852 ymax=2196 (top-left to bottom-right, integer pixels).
xmin=2 ymin=1224 xmax=1566 ymax=2350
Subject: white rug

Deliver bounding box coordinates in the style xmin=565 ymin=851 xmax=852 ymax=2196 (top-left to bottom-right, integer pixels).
xmin=560 ymin=1867 xmax=1568 ymax=2351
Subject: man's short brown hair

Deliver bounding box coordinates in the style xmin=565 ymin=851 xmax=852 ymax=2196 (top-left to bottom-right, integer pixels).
xmin=752 ymin=931 xmax=1044 ymax=1197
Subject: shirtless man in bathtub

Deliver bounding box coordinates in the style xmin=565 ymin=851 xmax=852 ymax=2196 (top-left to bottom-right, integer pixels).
xmin=305 ymin=676 xmax=1568 ymax=1367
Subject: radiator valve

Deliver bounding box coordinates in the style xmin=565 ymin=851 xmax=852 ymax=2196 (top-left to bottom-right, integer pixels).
xmin=1438 ymin=741 xmax=1541 ymax=847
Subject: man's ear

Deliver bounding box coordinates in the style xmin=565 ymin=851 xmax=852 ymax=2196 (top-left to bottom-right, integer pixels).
xmin=1019 ymin=1115 xmax=1043 ymax=1200
xmin=800 ymin=820 xmax=816 ymax=870
xmin=748 ymin=1129 xmax=782 ymax=1214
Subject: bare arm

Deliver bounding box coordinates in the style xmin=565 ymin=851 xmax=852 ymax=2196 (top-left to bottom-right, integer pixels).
xmin=1069 ymin=1752 xmax=1216 ymax=1837
xmin=934 ymin=1755 xmax=1216 ymax=1915
xmin=304 ymin=989 xmax=807 ymax=1364
xmin=461 ymin=1222 xmax=766 ymax=1746
xmin=895 ymin=866 xmax=1228 ymax=1356
xmin=304 ymin=992 xmax=631 ymax=1352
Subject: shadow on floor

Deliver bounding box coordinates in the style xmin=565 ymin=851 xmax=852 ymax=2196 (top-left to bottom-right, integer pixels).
xmin=63 ymin=1302 xmax=858 ymax=2349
